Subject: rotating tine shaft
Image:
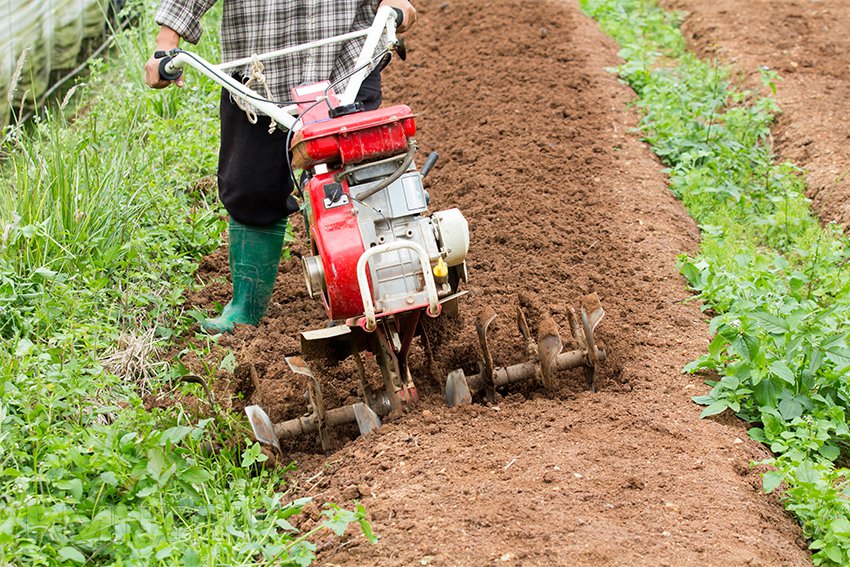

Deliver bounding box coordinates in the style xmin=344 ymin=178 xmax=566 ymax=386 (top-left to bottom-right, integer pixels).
xmin=445 ymin=297 xmax=608 ymax=408
xmin=245 ymin=354 xmax=387 ymax=453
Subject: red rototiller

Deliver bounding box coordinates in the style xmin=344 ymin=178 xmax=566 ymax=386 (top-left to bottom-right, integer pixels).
xmin=156 ymin=6 xmax=608 ymax=453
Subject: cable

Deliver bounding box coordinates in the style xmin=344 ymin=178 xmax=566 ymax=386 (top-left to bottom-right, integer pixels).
xmin=355 ymin=139 xmax=417 ymax=201
xmin=285 ymin=97 xmax=325 ymax=189
xmin=174 ymin=45 xmax=389 ymax=111
xmin=284 ymin=47 xmax=392 ymax=191
xmin=322 ymin=48 xmax=390 ymax=112
xmin=350 ymin=194 xmax=390 ymax=227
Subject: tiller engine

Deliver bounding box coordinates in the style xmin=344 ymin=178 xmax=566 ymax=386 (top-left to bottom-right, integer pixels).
xmin=244 ymin=83 xmax=472 ymax=453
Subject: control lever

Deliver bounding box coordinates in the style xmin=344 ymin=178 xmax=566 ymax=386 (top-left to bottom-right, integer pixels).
xmin=421 ymin=151 xmax=440 ymax=178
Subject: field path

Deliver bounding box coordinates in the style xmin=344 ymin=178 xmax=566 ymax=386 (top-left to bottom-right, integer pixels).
xmin=189 ymin=0 xmax=810 ymax=563
xmin=663 ymin=0 xmax=850 ymax=227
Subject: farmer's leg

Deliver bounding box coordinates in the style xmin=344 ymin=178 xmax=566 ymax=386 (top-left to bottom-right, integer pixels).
xmin=201 ymin=89 xmax=299 ymax=334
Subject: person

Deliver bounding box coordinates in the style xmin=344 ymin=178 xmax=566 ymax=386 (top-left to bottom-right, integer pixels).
xmin=144 ymin=0 xmax=416 ymax=333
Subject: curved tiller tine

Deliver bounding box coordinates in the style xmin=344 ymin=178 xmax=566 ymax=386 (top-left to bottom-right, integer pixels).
xmin=537 ymin=317 xmax=563 ymax=392
xmin=580 ymin=293 xmax=606 ymax=392
xmin=287 ymin=356 xmax=332 ymax=451
xmin=353 ymin=402 xmax=382 ymax=435
xmin=306 ymin=374 xmax=332 ymax=451
xmin=516 ymin=306 xmax=537 ymax=358
xmin=245 ymin=404 xmax=281 ymax=455
xmin=476 ymin=306 xmax=498 ymax=403
xmin=567 ymin=306 xmax=594 ymax=391
xmin=445 ymin=369 xmax=472 ymax=407
xmin=581 ymin=293 xmax=605 ymax=332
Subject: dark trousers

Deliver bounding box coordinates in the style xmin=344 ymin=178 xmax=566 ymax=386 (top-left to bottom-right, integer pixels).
xmin=217 ymin=68 xmax=383 ymax=227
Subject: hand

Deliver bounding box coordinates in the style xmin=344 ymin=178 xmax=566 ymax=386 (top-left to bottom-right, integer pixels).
xmin=144 ymin=26 xmax=184 ymax=89
xmin=380 ymin=0 xmax=417 ymax=33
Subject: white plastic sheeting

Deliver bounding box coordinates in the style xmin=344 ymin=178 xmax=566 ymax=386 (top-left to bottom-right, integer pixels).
xmin=1 ymin=0 xmax=107 ymax=120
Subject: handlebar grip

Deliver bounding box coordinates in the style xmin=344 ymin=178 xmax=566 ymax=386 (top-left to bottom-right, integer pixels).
xmin=158 ymin=56 xmax=183 ymax=82
xmin=392 ymin=7 xmax=405 ymax=28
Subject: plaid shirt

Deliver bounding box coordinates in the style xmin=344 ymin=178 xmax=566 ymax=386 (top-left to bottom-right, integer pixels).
xmin=155 ymin=0 xmax=380 ymax=101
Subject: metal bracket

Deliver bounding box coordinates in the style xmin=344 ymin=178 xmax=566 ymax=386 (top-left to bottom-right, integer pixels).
xmin=356 ymin=240 xmax=440 ymax=331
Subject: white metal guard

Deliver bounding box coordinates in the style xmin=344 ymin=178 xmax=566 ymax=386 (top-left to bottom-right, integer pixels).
xmin=356 ymin=241 xmax=440 ymax=331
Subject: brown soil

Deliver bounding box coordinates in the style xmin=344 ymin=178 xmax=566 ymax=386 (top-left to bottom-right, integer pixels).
xmin=180 ymin=0 xmax=811 ymax=563
xmin=662 ymin=0 xmax=850 ymax=226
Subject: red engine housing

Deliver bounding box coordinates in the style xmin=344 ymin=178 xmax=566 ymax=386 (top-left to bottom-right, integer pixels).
xmin=292 ymin=83 xmax=419 ymax=321
xmin=291 ymin=105 xmax=416 ymax=169
xmin=306 ymin=172 xmax=367 ymax=320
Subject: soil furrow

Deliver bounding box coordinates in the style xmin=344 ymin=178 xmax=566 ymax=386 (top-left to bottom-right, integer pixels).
xmin=662 ymin=0 xmax=850 ymax=227
xmin=187 ymin=0 xmax=810 ymax=563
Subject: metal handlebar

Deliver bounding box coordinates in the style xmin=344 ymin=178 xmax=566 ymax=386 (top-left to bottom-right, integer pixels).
xmin=153 ymin=5 xmax=401 ymax=131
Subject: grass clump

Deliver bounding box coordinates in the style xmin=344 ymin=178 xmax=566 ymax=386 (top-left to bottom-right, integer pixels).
xmin=0 ymin=1 xmax=373 ymax=564
xmin=581 ymin=0 xmax=850 ymax=564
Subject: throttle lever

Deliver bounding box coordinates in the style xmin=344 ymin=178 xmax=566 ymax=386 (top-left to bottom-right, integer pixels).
xmin=421 ymin=151 xmax=440 ymax=178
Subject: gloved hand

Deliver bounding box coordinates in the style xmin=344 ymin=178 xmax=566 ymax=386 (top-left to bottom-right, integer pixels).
xmin=144 ymin=26 xmax=184 ymax=89
xmin=380 ymin=0 xmax=417 ymax=33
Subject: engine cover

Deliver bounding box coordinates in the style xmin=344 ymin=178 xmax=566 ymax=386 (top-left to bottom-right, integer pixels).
xmin=302 ymin=156 xmax=469 ymax=324
xmin=291 ymin=105 xmax=417 ymax=170
xmin=305 ymin=172 xmax=367 ymax=320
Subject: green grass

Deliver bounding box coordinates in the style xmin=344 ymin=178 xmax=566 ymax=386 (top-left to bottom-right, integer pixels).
xmin=580 ymin=0 xmax=850 ymax=564
xmin=0 ymin=1 xmax=372 ymax=564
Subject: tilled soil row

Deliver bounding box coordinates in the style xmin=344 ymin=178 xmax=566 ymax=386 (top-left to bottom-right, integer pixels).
xmin=184 ymin=0 xmax=810 ymax=563
xmin=663 ymin=0 xmax=850 ymax=227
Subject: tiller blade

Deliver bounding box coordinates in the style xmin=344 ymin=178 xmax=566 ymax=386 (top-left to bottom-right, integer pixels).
xmin=245 ymin=404 xmax=281 ymax=455
xmin=243 ymin=355 xmax=391 ymax=453
xmin=445 ymin=293 xmax=608 ymax=406
xmin=244 ymin=317 xmax=418 ymax=453
xmin=446 ymin=369 xmax=473 ymax=408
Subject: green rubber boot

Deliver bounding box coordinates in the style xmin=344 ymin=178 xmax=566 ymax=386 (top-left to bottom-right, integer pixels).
xmin=201 ymin=218 xmax=288 ymax=334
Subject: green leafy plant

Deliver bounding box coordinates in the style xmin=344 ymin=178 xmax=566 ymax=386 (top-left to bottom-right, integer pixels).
xmin=0 ymin=0 xmax=372 ymax=564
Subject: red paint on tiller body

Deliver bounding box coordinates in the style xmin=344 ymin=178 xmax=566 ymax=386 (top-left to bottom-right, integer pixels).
xmin=293 ymin=83 xmax=421 ymax=322
xmin=292 ymin=104 xmax=416 ymax=169
xmin=305 ymin=172 xmax=366 ymax=320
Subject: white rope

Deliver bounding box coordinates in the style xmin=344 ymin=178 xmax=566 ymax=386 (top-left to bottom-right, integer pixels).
xmin=234 ymin=54 xmax=277 ymax=133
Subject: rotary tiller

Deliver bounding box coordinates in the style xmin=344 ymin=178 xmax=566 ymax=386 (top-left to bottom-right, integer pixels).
xmin=156 ymin=7 xmax=609 ymax=455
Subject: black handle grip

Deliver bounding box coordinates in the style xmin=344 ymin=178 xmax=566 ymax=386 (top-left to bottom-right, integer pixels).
xmin=421 ymin=151 xmax=439 ymax=178
xmin=157 ymin=55 xmax=183 ymax=82
xmin=392 ymin=7 xmax=405 ymax=27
